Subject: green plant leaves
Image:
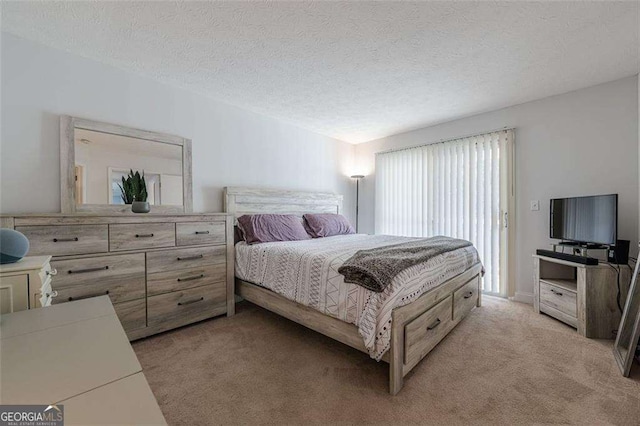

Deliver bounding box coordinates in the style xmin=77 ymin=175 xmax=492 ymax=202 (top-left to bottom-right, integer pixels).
xmin=119 ymin=169 xmax=148 ymax=204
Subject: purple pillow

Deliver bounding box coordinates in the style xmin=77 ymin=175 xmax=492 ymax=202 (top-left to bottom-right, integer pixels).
xmin=234 ymin=226 xmax=244 ymax=245
xmin=237 ymin=214 xmax=311 ymax=245
xmin=303 ymin=213 xmax=355 ymax=238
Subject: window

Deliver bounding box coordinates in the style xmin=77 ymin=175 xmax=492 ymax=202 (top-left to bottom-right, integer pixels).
xmin=375 ymin=130 xmax=514 ymax=296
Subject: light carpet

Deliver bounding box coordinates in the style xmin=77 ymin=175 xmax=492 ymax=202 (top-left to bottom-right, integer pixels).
xmin=133 ymin=296 xmax=640 ymax=425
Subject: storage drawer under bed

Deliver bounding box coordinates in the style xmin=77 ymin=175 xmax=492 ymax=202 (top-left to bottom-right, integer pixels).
xmin=404 ymin=295 xmax=454 ymax=366
xmin=453 ymin=277 xmax=479 ymax=322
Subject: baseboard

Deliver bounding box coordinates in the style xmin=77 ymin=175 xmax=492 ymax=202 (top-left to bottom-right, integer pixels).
xmin=511 ymin=292 xmax=533 ymax=305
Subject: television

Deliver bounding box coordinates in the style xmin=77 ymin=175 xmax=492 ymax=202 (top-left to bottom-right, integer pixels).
xmin=550 ymin=194 xmax=618 ymax=246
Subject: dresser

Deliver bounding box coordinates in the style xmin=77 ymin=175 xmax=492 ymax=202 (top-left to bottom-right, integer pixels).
xmin=1 ymin=296 xmax=166 ymax=424
xmin=1 ymin=214 xmax=234 ymax=340
xmin=0 ymin=256 xmax=54 ymax=314
xmin=533 ymin=254 xmax=631 ymax=339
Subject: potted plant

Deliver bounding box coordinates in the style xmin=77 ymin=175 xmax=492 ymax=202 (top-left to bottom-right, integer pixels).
xmin=118 ymin=170 xmax=150 ymax=213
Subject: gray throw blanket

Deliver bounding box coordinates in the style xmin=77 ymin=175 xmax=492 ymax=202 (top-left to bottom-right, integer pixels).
xmin=338 ymin=236 xmax=473 ymax=292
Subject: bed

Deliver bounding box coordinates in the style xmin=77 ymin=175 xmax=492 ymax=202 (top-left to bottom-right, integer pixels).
xmin=224 ymin=187 xmax=483 ymax=395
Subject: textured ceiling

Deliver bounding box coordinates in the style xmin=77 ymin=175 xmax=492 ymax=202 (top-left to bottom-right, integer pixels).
xmin=2 ymin=1 xmax=638 ymax=143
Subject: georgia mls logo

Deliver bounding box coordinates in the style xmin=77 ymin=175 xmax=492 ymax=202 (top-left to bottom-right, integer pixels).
xmin=0 ymin=404 xmax=64 ymax=426
xmin=44 ymin=405 xmax=62 ymax=415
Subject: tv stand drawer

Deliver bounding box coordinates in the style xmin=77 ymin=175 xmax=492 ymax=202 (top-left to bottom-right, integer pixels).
xmin=540 ymin=281 xmax=577 ymax=318
xmin=540 ymin=303 xmax=578 ymax=329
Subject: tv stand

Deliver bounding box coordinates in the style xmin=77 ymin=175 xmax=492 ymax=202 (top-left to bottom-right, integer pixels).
xmin=533 ymin=253 xmax=630 ymax=339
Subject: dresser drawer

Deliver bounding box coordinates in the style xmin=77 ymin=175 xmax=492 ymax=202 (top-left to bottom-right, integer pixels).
xmin=404 ymin=295 xmax=453 ymax=366
xmin=453 ymin=278 xmax=479 ymax=323
xmin=540 ymin=281 xmax=577 ymax=318
xmin=16 ymin=225 xmax=108 ymax=256
xmin=113 ymin=299 xmax=146 ymax=332
xmin=148 ymin=264 xmax=226 ymax=296
xmin=146 ymin=245 xmax=226 ymax=274
xmin=109 ymin=223 xmax=175 ymax=251
xmin=51 ymin=253 xmax=145 ymax=304
xmin=147 ymin=284 xmax=226 ymax=328
xmin=176 ymin=221 xmax=226 ymax=246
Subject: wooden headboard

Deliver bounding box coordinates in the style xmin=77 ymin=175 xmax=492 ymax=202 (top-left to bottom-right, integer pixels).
xmin=224 ymin=187 xmax=343 ymax=219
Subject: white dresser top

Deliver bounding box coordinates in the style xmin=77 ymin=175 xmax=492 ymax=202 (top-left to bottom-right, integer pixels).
xmin=0 ymin=296 xmax=141 ymax=405
xmin=0 ymin=255 xmax=51 ymax=274
xmin=0 ymin=295 xmax=114 ymax=339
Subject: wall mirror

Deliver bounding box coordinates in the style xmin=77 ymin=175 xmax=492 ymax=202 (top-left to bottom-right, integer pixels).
xmin=60 ymin=116 xmax=192 ymax=213
xmin=613 ymin=257 xmax=640 ymax=377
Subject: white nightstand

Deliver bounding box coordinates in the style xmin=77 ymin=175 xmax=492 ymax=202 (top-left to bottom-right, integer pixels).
xmin=0 ymin=256 xmax=55 ymax=314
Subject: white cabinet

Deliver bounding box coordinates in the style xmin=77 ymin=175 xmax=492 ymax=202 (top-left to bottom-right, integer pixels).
xmin=0 ymin=275 xmax=28 ymax=314
xmin=0 ymin=256 xmax=53 ymax=314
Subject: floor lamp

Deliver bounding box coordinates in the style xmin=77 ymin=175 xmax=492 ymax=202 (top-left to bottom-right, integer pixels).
xmin=350 ymin=175 xmax=364 ymax=232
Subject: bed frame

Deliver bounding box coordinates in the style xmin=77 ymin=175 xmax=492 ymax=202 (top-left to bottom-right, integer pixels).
xmin=224 ymin=187 xmax=482 ymax=395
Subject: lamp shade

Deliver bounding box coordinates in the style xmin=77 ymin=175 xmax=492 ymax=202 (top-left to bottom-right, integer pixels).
xmin=0 ymin=228 xmax=30 ymax=264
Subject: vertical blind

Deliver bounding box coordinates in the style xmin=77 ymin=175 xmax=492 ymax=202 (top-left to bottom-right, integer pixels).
xmin=375 ymin=130 xmax=513 ymax=294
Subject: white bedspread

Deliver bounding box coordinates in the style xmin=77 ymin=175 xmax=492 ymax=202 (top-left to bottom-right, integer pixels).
xmin=235 ymin=234 xmax=481 ymax=360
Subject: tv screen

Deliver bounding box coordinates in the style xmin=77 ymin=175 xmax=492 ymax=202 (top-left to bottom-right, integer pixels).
xmin=550 ymin=194 xmax=617 ymax=245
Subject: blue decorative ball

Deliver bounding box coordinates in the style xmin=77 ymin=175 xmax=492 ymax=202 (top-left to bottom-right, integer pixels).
xmin=0 ymin=229 xmax=30 ymax=264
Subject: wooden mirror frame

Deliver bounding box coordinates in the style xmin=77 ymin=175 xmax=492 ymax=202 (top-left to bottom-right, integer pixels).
xmin=613 ymin=257 xmax=640 ymax=377
xmin=60 ymin=116 xmax=193 ymax=214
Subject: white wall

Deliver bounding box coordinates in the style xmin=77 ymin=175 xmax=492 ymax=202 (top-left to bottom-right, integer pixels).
xmin=355 ymin=76 xmax=639 ymax=303
xmin=0 ymin=33 xmax=356 ymax=220
xmin=2 ymin=33 xmax=637 ymax=302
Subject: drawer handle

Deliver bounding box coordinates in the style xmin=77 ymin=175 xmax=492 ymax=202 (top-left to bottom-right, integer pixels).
xmin=427 ymin=318 xmax=441 ymax=330
xmin=463 ymin=291 xmax=474 ymax=299
xmin=68 ymin=266 xmax=109 ymax=274
xmin=135 ymin=233 xmax=154 ymax=238
xmin=550 ymin=288 xmax=563 ymax=296
xmin=177 ymin=254 xmax=204 ymax=261
xmin=177 ymin=274 xmax=205 ymax=282
xmin=47 ymin=269 xmax=58 ymax=276
xmin=178 ymin=296 xmax=204 ymax=306
xmin=53 ymin=237 xmax=78 ymax=242
xmin=68 ymin=290 xmax=109 ymax=301
xmin=47 ymin=290 xmax=59 ymax=298
xmin=195 ymin=231 xmax=210 ymax=235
